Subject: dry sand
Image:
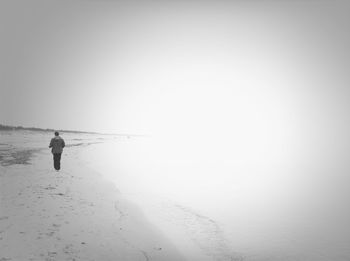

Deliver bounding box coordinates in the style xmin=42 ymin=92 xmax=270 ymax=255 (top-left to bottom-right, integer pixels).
xmin=0 ymin=143 xmax=186 ymax=261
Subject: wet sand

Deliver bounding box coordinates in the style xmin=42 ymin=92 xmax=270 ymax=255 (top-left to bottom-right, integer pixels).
xmin=0 ymin=139 xmax=186 ymax=261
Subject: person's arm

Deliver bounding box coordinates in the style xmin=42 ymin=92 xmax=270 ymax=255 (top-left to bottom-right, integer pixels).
xmin=49 ymin=139 xmax=53 ymax=148
xmin=62 ymin=139 xmax=65 ymax=148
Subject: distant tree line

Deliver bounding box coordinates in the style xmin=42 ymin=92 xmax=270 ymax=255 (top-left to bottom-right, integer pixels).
xmin=0 ymin=124 xmax=99 ymax=134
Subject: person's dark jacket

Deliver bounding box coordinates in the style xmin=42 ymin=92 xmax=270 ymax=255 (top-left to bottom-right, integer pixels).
xmin=49 ymin=136 xmax=65 ymax=154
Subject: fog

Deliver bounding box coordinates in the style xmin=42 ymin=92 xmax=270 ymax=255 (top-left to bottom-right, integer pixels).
xmin=83 ymin=125 xmax=350 ymax=259
xmin=2 ymin=0 xmax=350 ymax=259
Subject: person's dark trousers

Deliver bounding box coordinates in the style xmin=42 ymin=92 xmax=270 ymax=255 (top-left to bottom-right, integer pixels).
xmin=53 ymin=153 xmax=62 ymax=170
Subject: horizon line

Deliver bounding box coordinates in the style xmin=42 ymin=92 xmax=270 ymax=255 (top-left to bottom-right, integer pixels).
xmin=0 ymin=123 xmax=148 ymax=137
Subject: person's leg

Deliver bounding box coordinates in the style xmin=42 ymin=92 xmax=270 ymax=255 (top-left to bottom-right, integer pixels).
xmin=57 ymin=153 xmax=61 ymax=170
xmin=53 ymin=153 xmax=57 ymax=170
xmin=53 ymin=153 xmax=60 ymax=170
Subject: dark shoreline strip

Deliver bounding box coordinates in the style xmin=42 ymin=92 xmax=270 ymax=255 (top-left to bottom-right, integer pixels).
xmin=0 ymin=149 xmax=40 ymax=166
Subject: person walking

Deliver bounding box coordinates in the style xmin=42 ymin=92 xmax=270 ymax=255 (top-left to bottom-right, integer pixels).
xmin=49 ymin=131 xmax=65 ymax=171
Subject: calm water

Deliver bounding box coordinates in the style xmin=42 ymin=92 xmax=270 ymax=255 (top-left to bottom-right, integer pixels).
xmin=81 ymin=136 xmax=350 ymax=260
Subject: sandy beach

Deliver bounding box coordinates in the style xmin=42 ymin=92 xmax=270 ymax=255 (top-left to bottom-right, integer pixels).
xmin=0 ymin=132 xmax=188 ymax=261
xmin=2 ymin=130 xmax=350 ymax=261
xmin=0 ymin=131 xmax=241 ymax=261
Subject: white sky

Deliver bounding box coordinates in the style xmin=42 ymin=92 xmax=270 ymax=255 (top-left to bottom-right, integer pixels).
xmin=1 ymin=0 xmax=350 ymax=143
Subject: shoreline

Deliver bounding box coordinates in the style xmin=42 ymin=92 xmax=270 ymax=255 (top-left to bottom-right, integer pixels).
xmin=0 ymin=143 xmax=186 ymax=261
xmin=80 ymin=141 xmax=241 ymax=261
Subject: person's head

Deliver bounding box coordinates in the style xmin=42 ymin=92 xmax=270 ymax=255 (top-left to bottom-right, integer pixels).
xmin=54 ymin=131 xmax=59 ymax=136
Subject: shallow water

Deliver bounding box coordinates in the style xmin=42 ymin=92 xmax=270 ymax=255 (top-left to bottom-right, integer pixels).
xmin=81 ymin=136 xmax=350 ymax=261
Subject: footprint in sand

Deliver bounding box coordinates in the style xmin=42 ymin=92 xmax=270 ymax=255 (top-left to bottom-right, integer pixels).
xmin=45 ymin=223 xmax=61 ymax=237
xmin=47 ymin=251 xmax=57 ymax=258
xmin=62 ymin=243 xmax=79 ymax=259
xmin=43 ymin=185 xmax=56 ymax=190
xmin=46 ymin=231 xmax=55 ymax=237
